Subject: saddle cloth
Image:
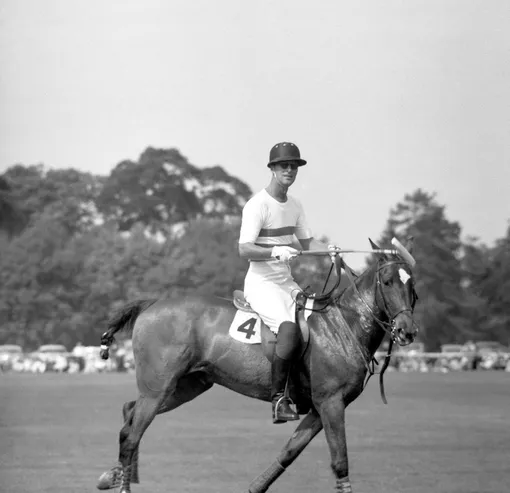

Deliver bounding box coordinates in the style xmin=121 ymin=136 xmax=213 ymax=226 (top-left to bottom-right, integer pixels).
xmin=228 ymin=290 xmax=314 ymax=344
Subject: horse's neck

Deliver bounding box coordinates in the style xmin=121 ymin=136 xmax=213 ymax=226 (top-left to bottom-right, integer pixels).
xmin=334 ymin=267 xmax=387 ymax=357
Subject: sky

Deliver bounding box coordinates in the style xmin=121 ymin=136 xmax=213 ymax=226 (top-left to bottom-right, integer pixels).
xmin=1 ymin=0 xmax=509 ymax=269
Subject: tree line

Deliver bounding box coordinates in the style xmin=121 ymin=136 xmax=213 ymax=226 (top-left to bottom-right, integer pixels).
xmin=0 ymin=148 xmax=508 ymax=351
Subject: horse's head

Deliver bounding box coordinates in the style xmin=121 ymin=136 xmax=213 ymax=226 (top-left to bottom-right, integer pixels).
xmin=369 ymin=237 xmax=419 ymax=346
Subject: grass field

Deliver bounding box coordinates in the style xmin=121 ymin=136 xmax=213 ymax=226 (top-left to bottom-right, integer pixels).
xmin=1 ymin=371 xmax=509 ymax=493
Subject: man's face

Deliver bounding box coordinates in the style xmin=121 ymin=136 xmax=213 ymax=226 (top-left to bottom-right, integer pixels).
xmin=274 ymin=161 xmax=299 ymax=186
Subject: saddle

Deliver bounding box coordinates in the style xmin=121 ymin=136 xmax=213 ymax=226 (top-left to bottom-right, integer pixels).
xmin=232 ymin=289 xmax=311 ymax=362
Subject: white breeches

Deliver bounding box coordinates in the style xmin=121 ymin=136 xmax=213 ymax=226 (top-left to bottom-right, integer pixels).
xmin=243 ymin=262 xmax=302 ymax=333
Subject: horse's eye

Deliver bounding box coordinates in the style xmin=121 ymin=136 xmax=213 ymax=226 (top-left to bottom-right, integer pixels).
xmin=382 ymin=277 xmax=392 ymax=286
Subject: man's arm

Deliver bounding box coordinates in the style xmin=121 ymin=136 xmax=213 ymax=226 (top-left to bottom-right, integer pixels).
xmin=238 ymin=242 xmax=275 ymax=261
xmin=238 ymin=197 xmax=276 ymax=261
xmin=238 ymin=243 xmax=300 ymax=262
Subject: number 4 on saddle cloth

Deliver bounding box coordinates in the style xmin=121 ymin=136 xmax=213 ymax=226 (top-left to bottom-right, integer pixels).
xmin=228 ymin=290 xmax=315 ymax=361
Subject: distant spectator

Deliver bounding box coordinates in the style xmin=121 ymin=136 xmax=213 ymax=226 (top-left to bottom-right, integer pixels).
xmin=461 ymin=341 xmax=479 ymax=370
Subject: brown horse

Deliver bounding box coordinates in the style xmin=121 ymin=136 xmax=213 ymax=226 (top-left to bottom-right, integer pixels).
xmin=96 ymin=238 xmax=418 ymax=493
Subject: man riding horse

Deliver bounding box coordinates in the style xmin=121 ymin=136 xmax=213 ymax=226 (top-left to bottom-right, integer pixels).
xmin=96 ymin=142 xmax=419 ymax=493
xmin=238 ymin=142 xmax=339 ymax=423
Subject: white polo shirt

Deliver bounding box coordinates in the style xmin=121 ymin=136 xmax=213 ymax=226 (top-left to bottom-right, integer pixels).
xmin=239 ymin=189 xmax=312 ymax=283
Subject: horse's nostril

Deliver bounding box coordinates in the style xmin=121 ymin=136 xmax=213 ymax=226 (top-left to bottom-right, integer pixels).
xmin=397 ymin=328 xmax=414 ymax=342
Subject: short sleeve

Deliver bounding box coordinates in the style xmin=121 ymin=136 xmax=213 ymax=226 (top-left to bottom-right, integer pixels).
xmin=239 ymin=198 xmax=264 ymax=244
xmin=294 ymin=198 xmax=312 ymax=240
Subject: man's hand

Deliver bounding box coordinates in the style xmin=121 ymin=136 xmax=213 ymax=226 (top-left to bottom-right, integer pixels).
xmin=271 ymin=245 xmax=300 ymax=262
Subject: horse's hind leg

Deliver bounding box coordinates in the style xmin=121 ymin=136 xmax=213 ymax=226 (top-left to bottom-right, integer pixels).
xmin=121 ymin=401 xmax=139 ymax=484
xmin=118 ymin=394 xmax=161 ymax=493
xmin=248 ymin=409 xmax=323 ymax=493
xmin=125 ymin=374 xmax=212 ymax=486
xmin=97 ymin=401 xmax=137 ymax=490
xmin=97 ymin=373 xmax=213 ymax=491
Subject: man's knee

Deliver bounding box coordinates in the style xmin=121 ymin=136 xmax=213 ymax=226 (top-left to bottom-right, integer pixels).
xmin=275 ymin=322 xmax=300 ymax=360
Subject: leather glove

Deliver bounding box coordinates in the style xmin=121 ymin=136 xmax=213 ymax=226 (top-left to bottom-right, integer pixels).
xmin=271 ymin=245 xmax=299 ymax=262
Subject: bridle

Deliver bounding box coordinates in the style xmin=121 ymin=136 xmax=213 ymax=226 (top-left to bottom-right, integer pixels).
xmin=350 ymin=258 xmax=419 ymax=403
xmin=331 ymin=257 xmax=419 ymax=404
xmin=298 ymin=255 xmax=419 ymax=404
xmin=373 ymin=260 xmax=418 ymax=344
xmin=301 ymin=257 xmax=418 ymax=342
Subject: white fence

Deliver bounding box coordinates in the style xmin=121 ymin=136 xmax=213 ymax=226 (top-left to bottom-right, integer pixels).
xmin=2 ymin=346 xmax=510 ymax=374
xmin=374 ymin=350 xmax=510 ymax=372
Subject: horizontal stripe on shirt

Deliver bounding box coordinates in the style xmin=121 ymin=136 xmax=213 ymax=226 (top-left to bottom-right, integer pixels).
xmin=258 ymin=226 xmax=296 ymax=237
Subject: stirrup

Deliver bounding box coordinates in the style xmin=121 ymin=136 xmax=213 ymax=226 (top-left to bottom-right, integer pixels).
xmin=272 ymin=395 xmax=299 ymax=424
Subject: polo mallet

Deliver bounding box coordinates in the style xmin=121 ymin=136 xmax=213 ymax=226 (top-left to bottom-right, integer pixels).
xmin=299 ymin=237 xmax=416 ymax=267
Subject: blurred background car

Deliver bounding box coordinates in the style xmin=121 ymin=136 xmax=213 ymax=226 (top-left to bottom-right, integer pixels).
xmin=461 ymin=340 xmax=510 ymax=370
xmin=474 ymin=341 xmax=510 ymax=370
xmin=440 ymin=344 xmax=463 ymax=354
xmin=439 ymin=344 xmax=465 ymax=370
xmin=0 ymin=344 xmax=24 ymax=371
xmin=30 ymin=344 xmax=71 ymax=372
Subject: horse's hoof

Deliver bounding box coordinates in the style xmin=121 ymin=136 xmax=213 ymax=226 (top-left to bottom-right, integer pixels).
xmin=96 ymin=466 xmax=123 ymax=490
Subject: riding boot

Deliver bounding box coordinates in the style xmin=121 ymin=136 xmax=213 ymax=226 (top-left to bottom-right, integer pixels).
xmin=271 ymin=354 xmax=299 ymax=424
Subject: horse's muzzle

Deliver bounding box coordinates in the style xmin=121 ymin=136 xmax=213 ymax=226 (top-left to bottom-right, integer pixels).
xmin=393 ymin=312 xmax=417 ymax=346
xmin=394 ymin=328 xmax=415 ymax=346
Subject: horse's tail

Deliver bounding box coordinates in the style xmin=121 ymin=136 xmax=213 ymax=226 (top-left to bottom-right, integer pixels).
xmin=99 ymin=299 xmax=157 ymax=360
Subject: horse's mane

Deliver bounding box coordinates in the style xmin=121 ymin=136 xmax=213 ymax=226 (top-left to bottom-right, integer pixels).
xmin=300 ymin=257 xmax=378 ymax=313
xmin=334 ymin=258 xmax=380 ymax=305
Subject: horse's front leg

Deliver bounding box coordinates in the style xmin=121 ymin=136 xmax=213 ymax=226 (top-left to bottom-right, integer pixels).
xmin=248 ymin=409 xmax=323 ymax=493
xmin=317 ymin=394 xmax=352 ymax=493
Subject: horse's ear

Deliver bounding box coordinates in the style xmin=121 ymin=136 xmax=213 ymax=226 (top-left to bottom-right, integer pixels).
xmin=406 ymin=236 xmax=414 ymax=254
xmin=369 ymin=238 xmax=387 ymax=261
xmin=368 ymin=238 xmax=380 ymax=250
